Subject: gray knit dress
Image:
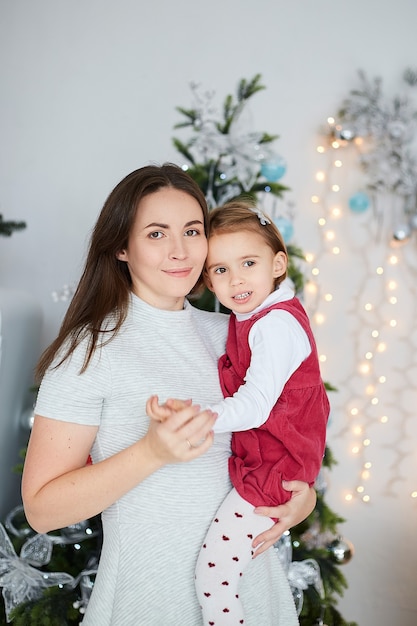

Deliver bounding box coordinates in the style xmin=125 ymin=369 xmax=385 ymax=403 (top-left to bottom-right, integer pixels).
xmin=35 ymin=294 xmax=299 ymax=626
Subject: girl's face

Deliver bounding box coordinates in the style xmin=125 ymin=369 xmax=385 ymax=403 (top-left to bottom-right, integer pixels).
xmin=205 ymin=229 xmax=287 ymax=313
xmin=117 ymin=187 xmax=208 ymax=310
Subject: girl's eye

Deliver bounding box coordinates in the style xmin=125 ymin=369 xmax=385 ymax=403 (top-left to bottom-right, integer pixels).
xmin=243 ymin=260 xmax=255 ymax=267
xmin=214 ymin=267 xmax=227 ymax=274
xmin=184 ymin=228 xmax=199 ymax=237
xmin=149 ymin=231 xmax=164 ymax=239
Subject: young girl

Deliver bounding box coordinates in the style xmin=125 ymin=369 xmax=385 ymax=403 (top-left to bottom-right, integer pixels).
xmin=147 ymin=200 xmax=329 ymax=625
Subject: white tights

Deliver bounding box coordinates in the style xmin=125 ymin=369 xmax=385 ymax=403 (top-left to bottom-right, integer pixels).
xmin=195 ymin=488 xmax=274 ymax=625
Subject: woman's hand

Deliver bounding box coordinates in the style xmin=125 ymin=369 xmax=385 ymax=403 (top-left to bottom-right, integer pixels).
xmin=251 ymin=480 xmax=316 ymax=556
xmin=144 ymin=400 xmax=217 ymax=464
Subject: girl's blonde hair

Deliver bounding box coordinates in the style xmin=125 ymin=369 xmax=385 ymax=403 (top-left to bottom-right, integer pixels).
xmin=206 ymin=200 xmax=288 ymax=288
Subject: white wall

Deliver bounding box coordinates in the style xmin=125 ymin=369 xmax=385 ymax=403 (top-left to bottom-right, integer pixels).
xmin=1 ymin=1 xmax=416 ymax=624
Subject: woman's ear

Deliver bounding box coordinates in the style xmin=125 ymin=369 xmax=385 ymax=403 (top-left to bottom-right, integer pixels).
xmin=116 ymin=249 xmax=127 ymax=262
xmin=273 ymin=251 xmax=288 ymax=278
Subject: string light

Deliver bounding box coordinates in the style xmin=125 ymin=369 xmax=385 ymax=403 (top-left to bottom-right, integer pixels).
xmin=305 ymin=115 xmax=417 ymax=505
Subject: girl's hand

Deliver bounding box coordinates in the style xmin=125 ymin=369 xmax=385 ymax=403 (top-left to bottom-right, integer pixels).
xmin=144 ymin=400 xmax=217 ymax=464
xmin=251 ymin=480 xmax=316 ymax=557
xmin=146 ymin=395 xmax=191 ymax=422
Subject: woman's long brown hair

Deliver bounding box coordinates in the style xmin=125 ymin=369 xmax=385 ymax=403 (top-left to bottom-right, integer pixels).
xmin=36 ymin=163 xmax=208 ymax=381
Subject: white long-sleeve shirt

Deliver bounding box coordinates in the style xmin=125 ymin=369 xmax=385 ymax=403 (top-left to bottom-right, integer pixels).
xmin=209 ymin=282 xmax=311 ymax=434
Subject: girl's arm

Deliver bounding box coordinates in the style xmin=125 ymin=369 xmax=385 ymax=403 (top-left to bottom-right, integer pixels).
xmin=252 ymin=480 xmax=316 ymax=556
xmin=210 ymin=311 xmax=311 ymax=433
xmin=22 ymin=404 xmax=216 ymax=534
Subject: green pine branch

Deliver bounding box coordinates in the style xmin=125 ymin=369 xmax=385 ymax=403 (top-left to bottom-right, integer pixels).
xmin=0 ymin=214 xmax=26 ymax=237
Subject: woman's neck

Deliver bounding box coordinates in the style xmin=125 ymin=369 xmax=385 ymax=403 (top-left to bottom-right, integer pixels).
xmin=131 ymin=289 xmax=186 ymax=311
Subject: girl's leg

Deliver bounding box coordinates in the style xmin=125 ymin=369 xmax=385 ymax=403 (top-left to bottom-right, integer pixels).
xmin=195 ymin=487 xmax=273 ymax=625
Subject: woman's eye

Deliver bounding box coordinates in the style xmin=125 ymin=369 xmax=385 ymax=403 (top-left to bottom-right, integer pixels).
xmin=184 ymin=228 xmax=199 ymax=237
xmin=149 ymin=231 xmax=163 ymax=239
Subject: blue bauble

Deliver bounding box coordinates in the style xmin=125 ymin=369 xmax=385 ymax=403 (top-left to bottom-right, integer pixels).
xmin=260 ymin=156 xmax=287 ymax=181
xmin=274 ymin=216 xmax=294 ymax=243
xmin=348 ymin=192 xmax=370 ymax=213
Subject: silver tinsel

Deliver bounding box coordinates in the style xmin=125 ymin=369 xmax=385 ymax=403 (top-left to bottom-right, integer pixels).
xmin=330 ymin=69 xmax=417 ymax=242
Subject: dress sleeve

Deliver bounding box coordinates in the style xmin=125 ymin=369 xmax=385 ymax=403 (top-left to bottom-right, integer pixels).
xmin=35 ymin=340 xmax=111 ymax=426
xmin=209 ymin=310 xmax=311 ymax=433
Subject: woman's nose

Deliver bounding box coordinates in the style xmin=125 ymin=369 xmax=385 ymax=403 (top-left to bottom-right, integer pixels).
xmin=168 ymin=236 xmax=187 ymax=259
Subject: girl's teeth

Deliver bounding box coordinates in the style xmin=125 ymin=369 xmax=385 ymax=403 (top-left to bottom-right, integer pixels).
xmin=235 ymin=292 xmax=250 ymax=300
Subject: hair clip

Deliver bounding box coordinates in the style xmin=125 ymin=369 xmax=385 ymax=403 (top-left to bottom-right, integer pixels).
xmin=248 ymin=207 xmax=271 ymax=226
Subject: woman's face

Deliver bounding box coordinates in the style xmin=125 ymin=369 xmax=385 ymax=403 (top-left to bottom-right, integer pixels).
xmin=117 ymin=187 xmax=208 ymax=310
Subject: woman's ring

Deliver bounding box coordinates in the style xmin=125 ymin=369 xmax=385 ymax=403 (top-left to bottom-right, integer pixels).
xmin=186 ymin=437 xmax=206 ymax=449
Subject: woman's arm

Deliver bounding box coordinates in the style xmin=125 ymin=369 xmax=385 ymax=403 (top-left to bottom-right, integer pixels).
xmin=251 ymin=480 xmax=316 ymax=556
xmin=22 ymin=404 xmax=216 ymax=534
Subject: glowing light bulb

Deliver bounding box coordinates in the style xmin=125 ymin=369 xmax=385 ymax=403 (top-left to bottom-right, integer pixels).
xmin=389 ymin=319 xmax=397 ymax=327
xmin=345 ymin=493 xmax=353 ymax=502
xmin=316 ymin=171 xmax=326 ymax=181
xmin=311 ymin=195 xmax=320 ymax=203
xmin=363 ymin=438 xmax=371 ymax=446
xmin=364 ymin=303 xmax=373 ymax=311
xmin=331 ymin=206 xmax=342 ymax=217
xmin=312 ymin=267 xmax=320 ymax=276
xmin=363 ymin=495 xmax=370 ymax=503
xmin=317 ymin=145 xmax=325 ymax=153
xmin=380 ymin=415 xmax=388 ymax=423
xmin=331 ymin=184 xmax=340 ymax=192
xmin=365 ymin=352 xmax=373 ymax=360
xmin=318 ymin=217 xmax=326 ymax=226
xmin=324 ymin=293 xmax=333 ymax=302
xmin=376 ymin=266 xmax=384 ymax=275
xmin=315 ymin=313 xmax=325 ymax=324
xmin=335 ymin=160 xmax=342 ymax=167
xmin=332 ymin=246 xmax=340 ymax=254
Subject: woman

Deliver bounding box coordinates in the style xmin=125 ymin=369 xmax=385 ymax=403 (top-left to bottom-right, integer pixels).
xmin=22 ymin=164 xmax=316 ymax=625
